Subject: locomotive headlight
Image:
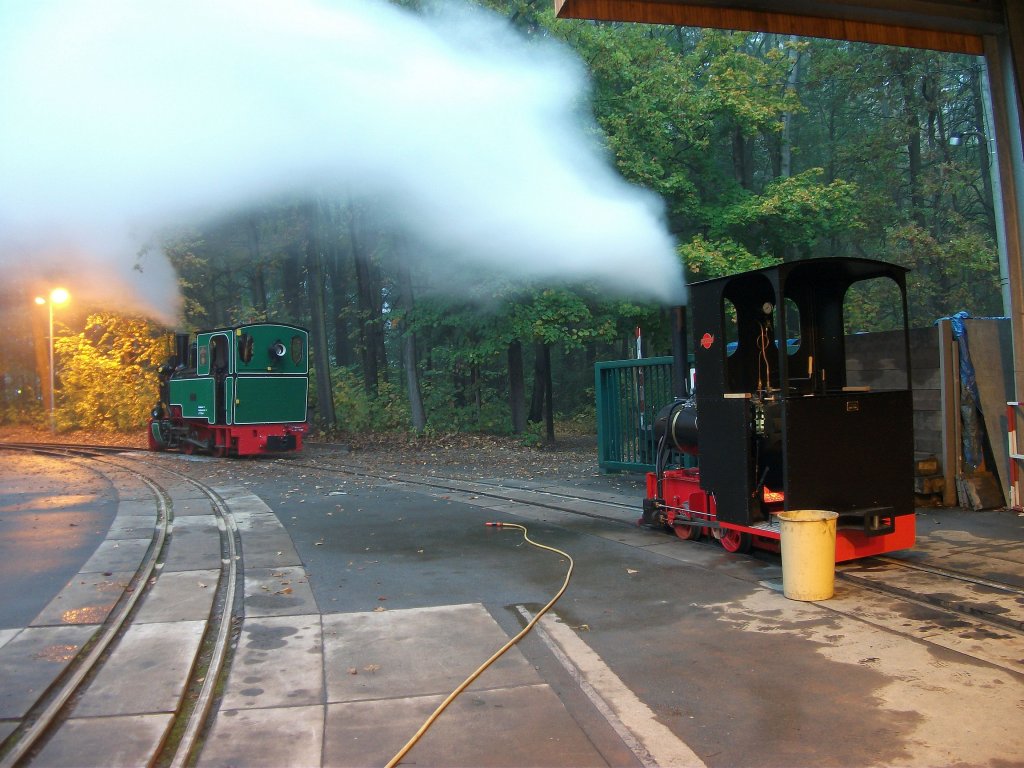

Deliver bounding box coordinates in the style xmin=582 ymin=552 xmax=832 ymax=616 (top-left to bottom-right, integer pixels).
xmin=269 ymin=342 xmax=287 ymax=359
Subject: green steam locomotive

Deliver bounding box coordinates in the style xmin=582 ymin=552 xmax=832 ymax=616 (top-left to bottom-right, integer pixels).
xmin=148 ymin=322 xmax=309 ymax=456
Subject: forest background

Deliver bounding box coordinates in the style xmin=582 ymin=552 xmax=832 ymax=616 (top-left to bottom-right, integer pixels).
xmin=0 ymin=0 xmax=1005 ymax=443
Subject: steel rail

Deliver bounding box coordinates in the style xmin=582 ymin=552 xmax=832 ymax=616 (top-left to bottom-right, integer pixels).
xmin=873 ymin=554 xmax=1024 ymax=595
xmin=0 ymin=446 xmax=171 ymax=768
xmin=97 ymin=452 xmax=240 ymax=768
xmin=836 ymin=561 xmax=1024 ymax=634
xmin=0 ymin=444 xmax=240 ymax=768
xmin=282 ymin=456 xmax=642 ymax=526
xmin=8 ymin=443 xmax=1023 ymax=653
xmin=295 ymin=452 xmax=1024 ymax=636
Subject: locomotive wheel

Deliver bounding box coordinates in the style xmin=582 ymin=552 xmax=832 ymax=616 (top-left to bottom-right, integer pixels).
xmin=673 ymin=520 xmax=702 ymax=540
xmin=715 ymin=528 xmax=752 ymax=554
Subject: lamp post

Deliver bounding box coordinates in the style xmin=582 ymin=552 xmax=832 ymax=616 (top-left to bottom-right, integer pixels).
xmin=34 ymin=288 xmax=69 ymax=431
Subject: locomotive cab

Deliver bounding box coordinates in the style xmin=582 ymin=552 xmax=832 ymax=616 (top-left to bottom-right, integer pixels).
xmin=648 ymin=258 xmax=915 ymax=561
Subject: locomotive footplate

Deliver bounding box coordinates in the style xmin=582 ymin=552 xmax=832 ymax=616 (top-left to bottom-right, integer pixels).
xmin=836 ymin=507 xmax=898 ymax=536
xmin=266 ymin=434 xmax=298 ymax=451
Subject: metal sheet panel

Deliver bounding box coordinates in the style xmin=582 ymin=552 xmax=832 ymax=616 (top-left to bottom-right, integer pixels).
xmin=233 ymin=376 xmax=308 ymax=425
xmin=169 ymin=378 xmax=215 ymax=424
xmin=784 ymin=390 xmax=914 ymax=516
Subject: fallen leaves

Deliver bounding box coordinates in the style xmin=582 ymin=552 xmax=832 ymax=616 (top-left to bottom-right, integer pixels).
xmin=348 ymin=664 xmax=382 ymax=675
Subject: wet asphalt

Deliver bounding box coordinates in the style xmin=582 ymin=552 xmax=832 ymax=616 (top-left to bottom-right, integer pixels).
xmin=2 ymin=448 xmax=1023 ymax=767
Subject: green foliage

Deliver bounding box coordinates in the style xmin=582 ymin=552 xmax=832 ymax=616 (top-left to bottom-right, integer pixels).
xmin=330 ymin=367 xmax=410 ymax=432
xmin=710 ymin=169 xmax=863 ymax=252
xmin=0 ymin=400 xmax=46 ymax=427
xmin=679 ymin=235 xmax=780 ymax=280
xmin=689 ymin=30 xmax=803 ymax=136
xmin=419 ymin=367 xmax=512 ymax=434
xmin=54 ymin=314 xmax=169 ymax=431
xmin=888 ymin=223 xmax=1002 ymax=325
xmin=510 ymin=288 xmax=618 ymax=348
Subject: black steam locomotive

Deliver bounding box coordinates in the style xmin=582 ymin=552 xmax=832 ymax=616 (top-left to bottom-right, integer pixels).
xmin=643 ymin=257 xmax=915 ymax=561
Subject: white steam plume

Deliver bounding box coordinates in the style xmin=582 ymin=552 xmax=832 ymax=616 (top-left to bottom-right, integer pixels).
xmin=0 ymin=0 xmax=684 ymax=324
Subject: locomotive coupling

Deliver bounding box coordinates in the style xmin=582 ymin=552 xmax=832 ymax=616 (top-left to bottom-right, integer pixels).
xmin=641 ymin=497 xmax=666 ymax=527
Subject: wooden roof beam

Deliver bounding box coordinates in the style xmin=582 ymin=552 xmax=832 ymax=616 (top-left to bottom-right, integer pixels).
xmin=553 ymin=0 xmax=1001 ymax=54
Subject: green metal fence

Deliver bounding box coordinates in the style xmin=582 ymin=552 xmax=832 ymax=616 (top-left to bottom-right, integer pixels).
xmin=595 ymin=356 xmax=676 ymax=473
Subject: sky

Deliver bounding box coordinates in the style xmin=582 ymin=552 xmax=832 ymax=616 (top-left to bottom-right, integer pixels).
xmin=0 ymin=0 xmax=685 ymax=325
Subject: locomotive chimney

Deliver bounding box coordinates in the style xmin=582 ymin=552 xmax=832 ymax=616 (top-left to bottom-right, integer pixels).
xmin=174 ymin=332 xmax=191 ymax=369
xmin=670 ymin=306 xmax=691 ymax=399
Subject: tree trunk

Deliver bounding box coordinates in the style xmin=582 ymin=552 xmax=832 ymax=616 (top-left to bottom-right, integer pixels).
xmin=528 ymin=340 xmax=545 ymax=423
xmin=970 ymin=58 xmax=997 ymax=235
xmin=779 ymin=36 xmax=801 ymax=180
xmin=281 ymin=244 xmax=305 ymax=325
xmin=317 ymin=200 xmax=353 ymax=368
xmin=350 ymin=204 xmax=380 ymax=397
xmin=732 ymin=128 xmax=754 ymax=190
xmin=543 ymin=342 xmax=555 ymax=444
xmin=329 ymin=238 xmax=354 ymax=367
xmin=507 ymin=339 xmax=526 ymax=434
xmin=907 ymin=108 xmax=925 ymax=228
xmin=894 ymin=52 xmax=926 ymax=228
xmin=396 ymin=261 xmax=426 ymax=433
xmin=31 ymin=306 xmax=50 ymax=418
xmin=246 ymin=215 xmax=268 ymax=319
xmin=303 ymin=203 xmax=337 ymax=430
xmin=371 ymin=261 xmax=388 ymax=383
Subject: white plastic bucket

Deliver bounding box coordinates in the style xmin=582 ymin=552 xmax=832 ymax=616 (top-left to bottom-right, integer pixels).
xmin=777 ymin=510 xmax=838 ymax=601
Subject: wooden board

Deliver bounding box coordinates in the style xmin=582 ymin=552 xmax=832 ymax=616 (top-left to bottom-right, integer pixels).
xmin=965 ymin=318 xmax=1014 ymax=507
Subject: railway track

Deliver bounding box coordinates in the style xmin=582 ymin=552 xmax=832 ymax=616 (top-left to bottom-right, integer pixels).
xmin=840 ymin=555 xmax=1024 ymax=631
xmin=0 ymin=443 xmax=240 ymax=768
xmin=286 ymin=450 xmax=1024 ymax=661
xmin=278 ymin=450 xmax=1024 ymax=651
xmin=2 ymin=440 xmax=1021 ymax=762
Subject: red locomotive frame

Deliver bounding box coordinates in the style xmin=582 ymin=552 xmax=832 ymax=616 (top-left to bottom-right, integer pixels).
xmin=148 ymin=404 xmax=308 ymax=457
xmin=646 ymin=467 xmax=915 ymax=561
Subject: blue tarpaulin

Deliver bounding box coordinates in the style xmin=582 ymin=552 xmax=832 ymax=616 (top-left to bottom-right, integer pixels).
xmin=941 ymin=311 xmax=985 ymax=471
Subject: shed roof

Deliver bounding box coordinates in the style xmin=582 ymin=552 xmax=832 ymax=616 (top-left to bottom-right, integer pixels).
xmin=554 ymin=0 xmax=1009 ymax=55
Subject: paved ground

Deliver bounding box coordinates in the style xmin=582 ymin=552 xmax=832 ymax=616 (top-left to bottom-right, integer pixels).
xmin=2 ymin=448 xmax=1023 ymax=767
xmin=0 ymin=452 xmax=118 ymax=629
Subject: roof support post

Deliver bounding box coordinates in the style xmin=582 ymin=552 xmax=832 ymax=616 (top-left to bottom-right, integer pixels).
xmin=983 ymin=33 xmax=1024 ymax=405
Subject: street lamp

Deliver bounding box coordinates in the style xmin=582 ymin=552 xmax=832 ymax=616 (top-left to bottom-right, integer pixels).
xmin=34 ymin=287 xmax=70 ymax=431
xmin=949 ymin=130 xmax=986 ymax=148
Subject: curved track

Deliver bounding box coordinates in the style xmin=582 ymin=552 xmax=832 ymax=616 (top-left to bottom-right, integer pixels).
xmin=2 ymin=440 xmax=1022 ymax=762
xmin=0 ymin=443 xmax=239 ymax=768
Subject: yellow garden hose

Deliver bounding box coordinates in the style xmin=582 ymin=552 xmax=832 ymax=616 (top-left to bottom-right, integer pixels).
xmin=384 ymin=521 xmax=574 ymax=768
